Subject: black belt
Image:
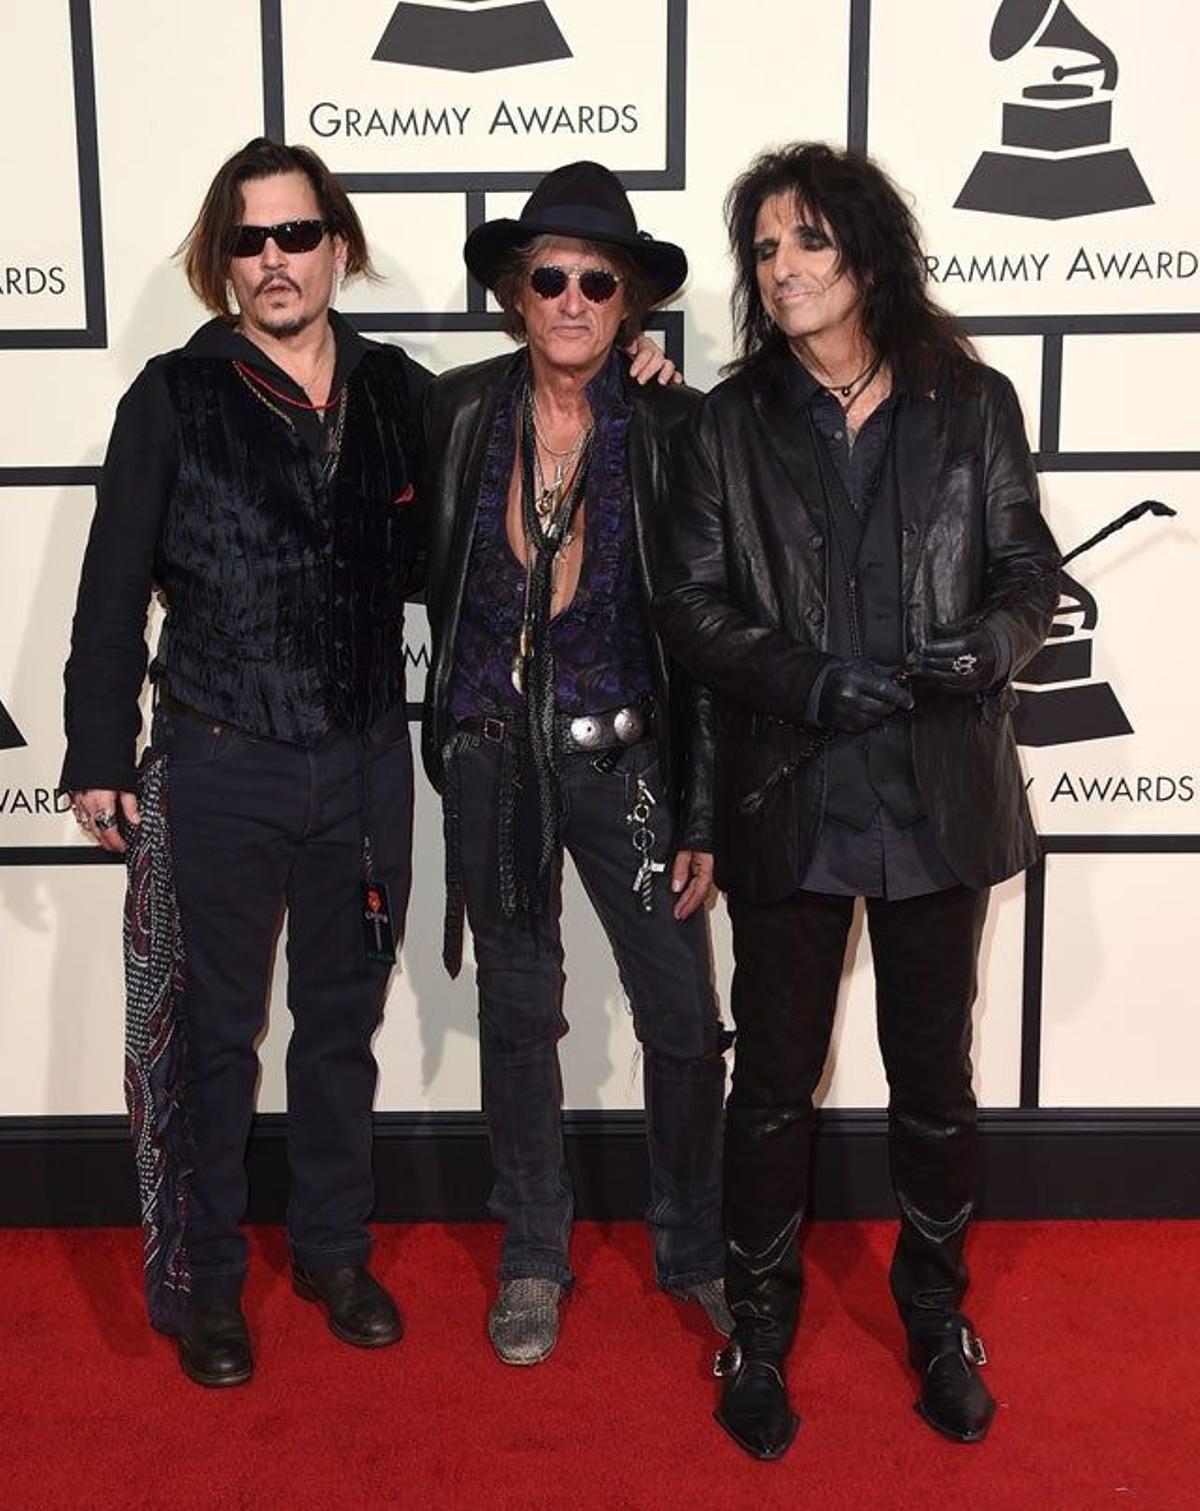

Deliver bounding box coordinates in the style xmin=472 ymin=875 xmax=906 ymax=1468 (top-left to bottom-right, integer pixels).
xmin=456 ymin=701 xmax=656 ymax=755
xmin=160 ymin=690 xmax=226 ymax=729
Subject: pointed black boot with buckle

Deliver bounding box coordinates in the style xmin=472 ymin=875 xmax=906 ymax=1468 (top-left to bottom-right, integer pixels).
xmin=909 ymin=1321 xmax=995 ymax=1442
xmin=713 ymin=1338 xmax=799 ymax=1461
xmin=714 ymin=1103 xmax=807 ymax=1461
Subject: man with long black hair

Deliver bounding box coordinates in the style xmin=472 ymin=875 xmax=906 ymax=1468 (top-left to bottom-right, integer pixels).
xmin=655 ymin=143 xmax=1060 ymax=1458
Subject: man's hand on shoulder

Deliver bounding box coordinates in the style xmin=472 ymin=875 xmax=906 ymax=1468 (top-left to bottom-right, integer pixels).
xmin=625 ymin=335 xmax=682 ymax=386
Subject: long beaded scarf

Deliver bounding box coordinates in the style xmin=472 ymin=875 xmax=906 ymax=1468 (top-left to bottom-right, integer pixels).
xmin=506 ymin=381 xmax=596 ymax=914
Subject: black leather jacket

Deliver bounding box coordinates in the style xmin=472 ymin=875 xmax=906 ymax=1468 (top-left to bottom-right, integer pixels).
xmin=421 ymin=349 xmax=715 ymax=850
xmin=654 ymin=354 xmax=1061 ymax=901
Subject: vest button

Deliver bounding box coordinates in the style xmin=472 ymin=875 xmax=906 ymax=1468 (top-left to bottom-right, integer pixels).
xmin=809 ymin=532 xmax=824 ymax=549
xmin=806 ymin=606 xmax=823 ymax=626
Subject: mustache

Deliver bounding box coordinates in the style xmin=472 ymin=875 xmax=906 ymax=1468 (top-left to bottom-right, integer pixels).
xmin=773 ymin=277 xmax=830 ymax=295
xmin=255 ymin=274 xmax=300 ymax=297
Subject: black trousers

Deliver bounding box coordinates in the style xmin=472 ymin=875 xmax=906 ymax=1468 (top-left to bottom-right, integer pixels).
xmin=724 ymin=883 xmax=989 ymax=1360
xmin=449 ymin=729 xmax=727 ymax=1289
xmin=159 ymin=702 xmax=413 ymax=1297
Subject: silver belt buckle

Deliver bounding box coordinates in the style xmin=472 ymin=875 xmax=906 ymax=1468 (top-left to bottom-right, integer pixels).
xmin=613 ymin=706 xmax=644 ymax=745
xmin=569 ymin=714 xmax=603 ymax=750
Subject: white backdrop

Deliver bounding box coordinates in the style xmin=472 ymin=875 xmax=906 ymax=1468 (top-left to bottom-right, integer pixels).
xmin=1 ymin=1 xmax=1196 ymax=1124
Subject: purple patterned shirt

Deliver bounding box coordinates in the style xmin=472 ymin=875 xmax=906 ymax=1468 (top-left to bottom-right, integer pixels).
xmin=447 ymin=352 xmax=653 ymax=722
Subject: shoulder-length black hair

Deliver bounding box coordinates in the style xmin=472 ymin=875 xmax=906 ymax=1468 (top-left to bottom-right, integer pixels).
xmin=724 ymin=142 xmax=973 ymax=388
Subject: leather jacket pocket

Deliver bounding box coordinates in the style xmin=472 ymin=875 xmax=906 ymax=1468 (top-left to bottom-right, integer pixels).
xmin=980 ymin=682 xmax=1019 ymax=725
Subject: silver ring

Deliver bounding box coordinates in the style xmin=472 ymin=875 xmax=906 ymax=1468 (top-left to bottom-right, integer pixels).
xmin=952 ymin=653 xmax=979 ymax=677
xmin=93 ymin=811 xmax=118 ymax=831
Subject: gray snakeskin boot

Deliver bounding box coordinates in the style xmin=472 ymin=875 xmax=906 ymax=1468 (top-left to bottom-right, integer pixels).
xmin=487 ymin=1278 xmax=564 ymax=1365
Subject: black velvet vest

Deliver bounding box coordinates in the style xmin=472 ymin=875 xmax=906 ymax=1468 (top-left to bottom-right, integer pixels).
xmin=154 ymin=349 xmax=419 ymax=742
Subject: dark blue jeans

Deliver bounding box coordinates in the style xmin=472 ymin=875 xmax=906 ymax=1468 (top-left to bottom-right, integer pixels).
xmin=449 ymin=729 xmax=726 ymax=1290
xmin=158 ymin=701 xmax=413 ymax=1296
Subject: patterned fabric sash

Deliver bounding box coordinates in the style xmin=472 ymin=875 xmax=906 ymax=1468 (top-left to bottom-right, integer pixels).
xmin=122 ymin=749 xmax=192 ymax=1335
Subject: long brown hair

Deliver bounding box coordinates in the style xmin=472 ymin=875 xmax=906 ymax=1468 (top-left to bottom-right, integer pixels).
xmin=724 ymin=142 xmax=973 ymax=389
xmin=179 ymin=137 xmax=376 ymax=317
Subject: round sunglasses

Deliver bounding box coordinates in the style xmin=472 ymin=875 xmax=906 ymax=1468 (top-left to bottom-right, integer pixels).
xmin=528 ymin=264 xmax=622 ymax=304
xmin=229 ymin=219 xmax=330 ymax=258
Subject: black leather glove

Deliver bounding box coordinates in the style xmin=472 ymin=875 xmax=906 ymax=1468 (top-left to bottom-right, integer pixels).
xmin=816 ymin=659 xmax=915 ymax=734
xmin=906 ymin=620 xmax=1004 ymax=695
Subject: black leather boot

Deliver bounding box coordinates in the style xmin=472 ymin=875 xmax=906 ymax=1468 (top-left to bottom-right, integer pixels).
xmin=292 ymin=1264 xmax=403 ymax=1347
xmin=909 ymin=1321 xmax=995 ymax=1442
xmin=176 ymin=1296 xmax=253 ymax=1388
xmin=714 ymin=1103 xmax=808 ymax=1461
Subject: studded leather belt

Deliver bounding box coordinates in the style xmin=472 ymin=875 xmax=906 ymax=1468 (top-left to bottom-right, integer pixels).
xmin=458 ymin=702 xmax=655 ymax=755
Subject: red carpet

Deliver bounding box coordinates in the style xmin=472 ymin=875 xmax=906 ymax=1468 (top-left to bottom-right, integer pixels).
xmin=2 ymin=1221 xmax=1197 ymax=1509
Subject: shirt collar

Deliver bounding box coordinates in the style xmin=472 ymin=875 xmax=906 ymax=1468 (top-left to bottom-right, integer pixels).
xmin=186 ymin=308 xmax=371 ymax=391
xmin=785 ymin=350 xmax=908 ymax=410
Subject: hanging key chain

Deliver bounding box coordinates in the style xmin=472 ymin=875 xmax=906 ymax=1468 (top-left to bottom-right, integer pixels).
xmin=628 ymin=775 xmax=664 ymax=913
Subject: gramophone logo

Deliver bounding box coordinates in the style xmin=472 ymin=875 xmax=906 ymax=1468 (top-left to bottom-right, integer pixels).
xmin=1014 ymin=500 xmax=1174 ymax=746
xmin=0 ymin=695 xmax=26 ymax=753
xmin=1014 ymin=571 xmax=1131 ymax=745
xmin=373 ymin=0 xmax=572 ymax=74
xmin=956 ymin=0 xmax=1153 ymax=220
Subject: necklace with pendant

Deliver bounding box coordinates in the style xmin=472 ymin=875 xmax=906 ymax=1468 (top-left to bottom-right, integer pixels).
xmin=821 ymin=354 xmax=882 ymax=410
xmin=531 ymin=405 xmax=591 ymax=522
xmin=510 ymin=385 xmax=594 ymax=694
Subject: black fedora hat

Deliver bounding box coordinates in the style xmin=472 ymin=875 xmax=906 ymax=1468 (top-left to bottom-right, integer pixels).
xmin=464 ymin=160 xmax=688 ymax=304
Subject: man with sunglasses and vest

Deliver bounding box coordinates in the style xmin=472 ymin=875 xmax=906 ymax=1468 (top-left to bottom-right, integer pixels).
xmin=421 ymin=161 xmax=731 ymax=1365
xmin=61 ymin=138 xmax=429 ymax=1386
xmin=655 ymin=144 xmax=1060 ymax=1458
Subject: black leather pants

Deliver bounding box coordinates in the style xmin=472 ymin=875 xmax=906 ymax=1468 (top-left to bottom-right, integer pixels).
xmin=724 ymin=884 xmax=989 ymax=1361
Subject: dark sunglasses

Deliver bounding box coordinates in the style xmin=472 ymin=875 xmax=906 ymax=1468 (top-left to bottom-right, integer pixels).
xmin=229 ymin=219 xmax=329 ymax=258
xmin=528 ymin=264 xmax=622 ymax=304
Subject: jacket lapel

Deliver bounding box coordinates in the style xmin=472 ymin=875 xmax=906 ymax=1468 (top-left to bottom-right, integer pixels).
xmin=446 ymin=366 xmax=508 ymax=590
xmin=752 ymin=385 xmax=829 ymax=538
xmin=896 ymin=381 xmax=951 ymax=600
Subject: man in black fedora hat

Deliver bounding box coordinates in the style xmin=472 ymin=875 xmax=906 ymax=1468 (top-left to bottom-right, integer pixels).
xmin=422 ymin=160 xmax=731 ymax=1365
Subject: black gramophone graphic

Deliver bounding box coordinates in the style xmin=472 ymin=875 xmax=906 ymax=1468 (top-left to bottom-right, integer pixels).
xmin=373 ymin=0 xmax=571 ymax=74
xmin=956 ymin=0 xmax=1153 ymax=219
xmin=1014 ymin=500 xmax=1174 ymax=747
xmin=0 ymin=695 xmax=26 ymax=752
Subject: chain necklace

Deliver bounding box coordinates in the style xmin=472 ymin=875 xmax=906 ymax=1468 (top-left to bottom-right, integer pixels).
xmin=511 ymin=383 xmax=595 ymax=694
xmin=529 ymin=400 xmax=594 ymax=523
xmin=231 ymin=358 xmax=341 ymax=411
xmin=232 ymin=360 xmax=349 ymax=483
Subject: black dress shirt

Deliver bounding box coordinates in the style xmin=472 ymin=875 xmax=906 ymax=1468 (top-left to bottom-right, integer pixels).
xmin=789 ymin=359 xmax=961 ymax=901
